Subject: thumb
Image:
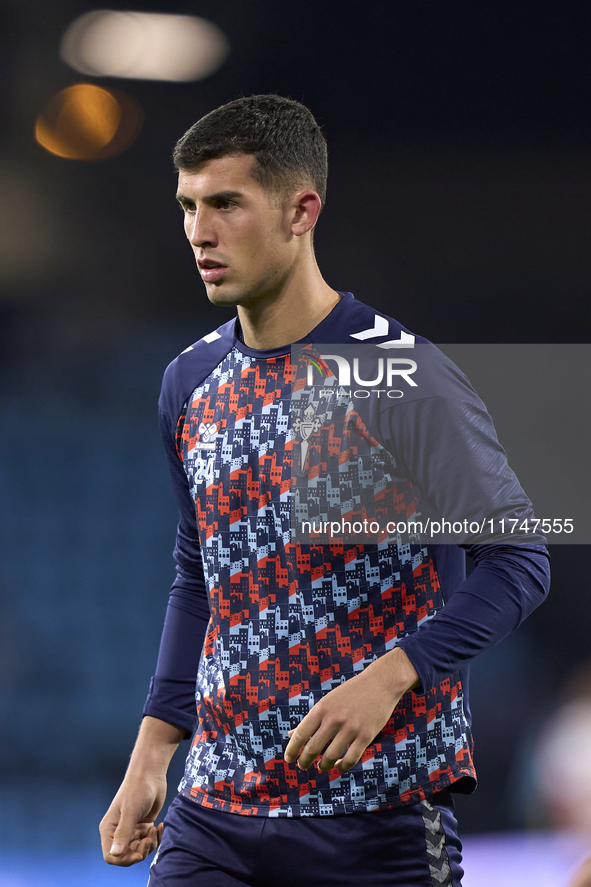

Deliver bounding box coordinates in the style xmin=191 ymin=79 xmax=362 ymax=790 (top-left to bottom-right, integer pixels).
xmin=110 ymin=808 xmax=139 ymax=856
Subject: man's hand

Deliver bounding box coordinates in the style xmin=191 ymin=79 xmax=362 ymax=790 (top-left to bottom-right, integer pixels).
xmin=99 ymin=716 xmax=185 ymax=866
xmin=284 ymin=647 xmax=419 ymax=772
xmin=100 ymin=773 xmax=166 ymax=866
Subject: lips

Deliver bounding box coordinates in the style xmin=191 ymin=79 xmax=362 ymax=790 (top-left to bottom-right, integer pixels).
xmin=198 ymin=258 xmax=228 ymax=283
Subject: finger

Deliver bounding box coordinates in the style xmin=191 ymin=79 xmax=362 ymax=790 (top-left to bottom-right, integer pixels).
xmin=284 ymin=714 xmax=320 ymax=763
xmin=100 ymin=821 xmax=116 ymax=861
xmin=127 ymin=821 xmax=155 ymax=840
xmin=110 ymin=810 xmax=151 ymax=858
xmin=296 ymin=725 xmax=340 ymax=770
xmin=333 ymin=738 xmax=368 ymax=772
xmin=135 ymin=830 xmax=160 ymax=861
xmin=104 ymin=845 xmax=145 ymax=867
xmin=111 ymin=854 xmax=144 ymax=867
xmin=318 ymin=734 xmax=352 ymax=771
xmin=99 ymin=807 xmax=123 ymax=854
xmin=104 ymin=828 xmax=159 ymax=867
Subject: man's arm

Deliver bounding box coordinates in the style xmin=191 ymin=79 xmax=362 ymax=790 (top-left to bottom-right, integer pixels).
xmin=99 ymin=716 xmax=184 ymax=866
xmin=142 ymin=545 xmax=210 ymax=734
xmin=101 ymin=404 xmax=209 ymax=865
xmin=100 ymin=533 xmax=209 ymax=867
xmin=284 ymin=545 xmax=549 ymax=771
xmin=286 ymin=386 xmax=550 ymax=772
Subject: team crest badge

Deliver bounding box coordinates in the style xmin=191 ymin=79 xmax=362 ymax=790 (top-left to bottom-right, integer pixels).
xmin=293 ymin=405 xmax=321 ymax=467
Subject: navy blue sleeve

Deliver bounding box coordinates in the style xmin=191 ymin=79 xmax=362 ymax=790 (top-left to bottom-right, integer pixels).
xmin=396 ymin=543 xmax=550 ymax=692
xmin=374 ymin=393 xmax=551 ymax=692
xmin=142 ymin=407 xmax=210 ymax=737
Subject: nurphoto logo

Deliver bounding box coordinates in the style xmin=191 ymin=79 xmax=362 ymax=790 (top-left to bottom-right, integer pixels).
xmin=305 ymin=351 xmax=418 ymax=399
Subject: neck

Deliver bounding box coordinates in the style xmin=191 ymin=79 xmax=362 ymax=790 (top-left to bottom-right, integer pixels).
xmin=237 ymin=254 xmax=340 ymax=350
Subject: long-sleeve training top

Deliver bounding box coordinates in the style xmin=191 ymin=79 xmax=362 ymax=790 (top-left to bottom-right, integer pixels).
xmin=143 ymin=291 xmax=550 ymax=816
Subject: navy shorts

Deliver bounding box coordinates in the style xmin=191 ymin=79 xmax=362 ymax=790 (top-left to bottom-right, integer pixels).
xmin=147 ymin=791 xmax=464 ymax=886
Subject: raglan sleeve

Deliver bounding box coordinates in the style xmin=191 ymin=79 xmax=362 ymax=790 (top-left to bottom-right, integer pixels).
xmin=141 ymin=403 xmax=210 ymax=738
xmin=373 ymin=351 xmax=551 ymax=693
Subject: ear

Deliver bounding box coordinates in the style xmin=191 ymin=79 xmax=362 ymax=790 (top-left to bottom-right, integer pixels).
xmin=290 ymin=190 xmax=322 ymax=237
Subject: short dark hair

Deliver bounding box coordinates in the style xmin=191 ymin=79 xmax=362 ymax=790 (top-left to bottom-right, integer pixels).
xmin=172 ymin=94 xmax=328 ymax=206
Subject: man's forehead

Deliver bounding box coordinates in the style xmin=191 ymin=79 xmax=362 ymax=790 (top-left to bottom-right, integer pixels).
xmin=177 ymin=153 xmax=258 ymax=192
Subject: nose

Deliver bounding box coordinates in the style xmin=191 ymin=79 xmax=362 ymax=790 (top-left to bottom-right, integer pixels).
xmin=186 ymin=206 xmax=217 ymax=249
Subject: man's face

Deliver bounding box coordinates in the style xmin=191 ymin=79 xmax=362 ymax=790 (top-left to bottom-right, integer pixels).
xmin=176 ymin=153 xmax=295 ymax=308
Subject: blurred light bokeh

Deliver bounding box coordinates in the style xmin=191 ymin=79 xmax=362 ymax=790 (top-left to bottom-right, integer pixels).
xmin=531 ymin=661 xmax=591 ymax=833
xmin=60 ymin=11 xmax=229 ymax=81
xmin=35 ymin=83 xmax=143 ymax=159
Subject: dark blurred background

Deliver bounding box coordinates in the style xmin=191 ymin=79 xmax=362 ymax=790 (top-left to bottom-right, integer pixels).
xmin=1 ymin=0 xmax=590 ymax=874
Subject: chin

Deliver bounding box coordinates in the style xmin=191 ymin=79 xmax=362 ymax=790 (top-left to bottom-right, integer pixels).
xmin=204 ymin=285 xmax=241 ymax=307
xmin=204 ymin=283 xmax=255 ymax=309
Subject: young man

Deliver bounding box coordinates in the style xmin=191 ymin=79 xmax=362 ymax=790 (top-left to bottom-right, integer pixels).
xmin=99 ymin=95 xmax=550 ymax=886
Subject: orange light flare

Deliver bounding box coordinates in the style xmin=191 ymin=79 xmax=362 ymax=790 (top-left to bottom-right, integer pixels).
xmin=35 ymin=83 xmax=143 ymax=161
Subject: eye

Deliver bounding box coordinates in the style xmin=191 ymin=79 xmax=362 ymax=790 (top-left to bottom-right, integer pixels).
xmin=179 ymin=201 xmax=195 ymax=214
xmin=214 ymin=198 xmax=237 ymax=211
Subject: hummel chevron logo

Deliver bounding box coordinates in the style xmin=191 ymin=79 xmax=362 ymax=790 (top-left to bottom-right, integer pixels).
xmin=350 ymin=315 xmax=415 ymax=348
xmin=203 ymin=330 xmax=221 ymax=343
xmin=350 ymin=315 xmax=389 ymax=340
xmin=193 ymin=419 xmax=218 ymax=450
xmin=198 ymin=421 xmax=218 ymax=443
xmin=376 ymin=330 xmax=415 ymax=349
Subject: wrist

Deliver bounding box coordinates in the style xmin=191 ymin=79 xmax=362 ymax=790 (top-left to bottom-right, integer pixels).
xmin=126 ymin=716 xmax=184 ymax=779
xmin=381 ymin=647 xmax=420 ymax=697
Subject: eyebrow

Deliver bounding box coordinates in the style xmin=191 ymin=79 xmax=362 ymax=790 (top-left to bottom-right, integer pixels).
xmin=175 ymin=190 xmax=243 ymax=204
